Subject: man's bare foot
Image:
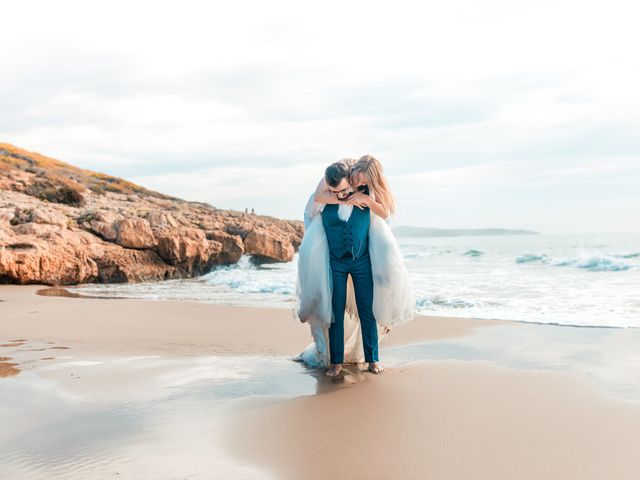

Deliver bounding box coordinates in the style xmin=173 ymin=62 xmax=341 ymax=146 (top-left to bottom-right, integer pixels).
xmin=368 ymin=362 xmax=385 ymax=374
xmin=326 ymin=363 xmax=343 ymax=377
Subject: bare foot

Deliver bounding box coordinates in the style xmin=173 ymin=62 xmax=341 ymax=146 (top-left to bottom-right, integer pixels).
xmin=368 ymin=362 xmax=385 ymax=374
xmin=326 ymin=363 xmax=343 ymax=377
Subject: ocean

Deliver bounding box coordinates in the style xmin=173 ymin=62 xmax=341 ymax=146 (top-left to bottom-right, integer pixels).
xmin=67 ymin=232 xmax=640 ymax=329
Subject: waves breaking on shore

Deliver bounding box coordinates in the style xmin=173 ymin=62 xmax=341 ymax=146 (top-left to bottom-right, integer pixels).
xmin=67 ymin=232 xmax=640 ymax=329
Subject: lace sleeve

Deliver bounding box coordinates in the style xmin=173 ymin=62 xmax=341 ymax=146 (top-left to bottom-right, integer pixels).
xmin=303 ymin=191 xmax=325 ymax=229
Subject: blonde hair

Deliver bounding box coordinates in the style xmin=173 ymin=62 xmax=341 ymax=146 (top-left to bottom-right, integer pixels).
xmin=350 ymin=154 xmax=396 ymax=215
xmin=341 ymin=157 xmax=357 ymax=168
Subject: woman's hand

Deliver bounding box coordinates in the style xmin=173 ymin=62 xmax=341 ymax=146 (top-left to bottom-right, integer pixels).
xmin=348 ymin=190 xmax=390 ymax=219
xmin=344 ymin=192 xmax=371 ymax=210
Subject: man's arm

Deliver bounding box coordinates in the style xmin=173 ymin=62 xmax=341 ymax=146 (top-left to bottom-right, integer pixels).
xmin=313 ymin=177 xmax=342 ymax=204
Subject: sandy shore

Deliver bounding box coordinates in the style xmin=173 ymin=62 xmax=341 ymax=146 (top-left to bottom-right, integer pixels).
xmin=0 ymin=284 xmax=509 ymax=360
xmin=2 ymin=284 xmax=640 ymax=480
xmin=222 ymin=360 xmax=640 ymax=480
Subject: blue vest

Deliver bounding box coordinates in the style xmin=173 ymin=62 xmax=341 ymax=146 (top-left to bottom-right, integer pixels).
xmin=321 ymin=203 xmax=370 ymax=259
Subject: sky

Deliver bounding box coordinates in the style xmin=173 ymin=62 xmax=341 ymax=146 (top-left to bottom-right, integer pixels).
xmin=1 ymin=0 xmax=639 ymax=234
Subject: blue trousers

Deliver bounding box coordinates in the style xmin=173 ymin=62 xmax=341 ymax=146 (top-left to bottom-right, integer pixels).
xmin=328 ymin=251 xmax=379 ymax=364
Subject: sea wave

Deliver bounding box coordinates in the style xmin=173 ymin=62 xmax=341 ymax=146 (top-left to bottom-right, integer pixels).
xmin=402 ymin=247 xmax=452 ymax=259
xmin=416 ymin=294 xmax=494 ymax=310
xmin=515 ymin=252 xmax=638 ymax=271
xmin=200 ymin=256 xmax=295 ymax=295
xmin=403 ymin=252 xmax=429 ymax=259
xmin=614 ymin=252 xmax=640 ymax=259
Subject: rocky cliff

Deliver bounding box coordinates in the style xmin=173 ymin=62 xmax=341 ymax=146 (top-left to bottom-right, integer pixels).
xmin=0 ymin=143 xmax=303 ymax=285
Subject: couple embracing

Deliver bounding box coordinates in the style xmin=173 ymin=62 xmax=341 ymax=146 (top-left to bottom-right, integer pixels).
xmin=293 ymin=155 xmax=415 ymax=377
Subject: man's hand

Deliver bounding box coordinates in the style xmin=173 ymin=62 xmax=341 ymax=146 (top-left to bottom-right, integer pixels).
xmin=344 ymin=192 xmax=370 ymax=210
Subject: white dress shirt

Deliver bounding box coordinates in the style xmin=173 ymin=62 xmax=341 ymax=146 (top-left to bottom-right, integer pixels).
xmin=318 ymin=202 xmax=353 ymax=222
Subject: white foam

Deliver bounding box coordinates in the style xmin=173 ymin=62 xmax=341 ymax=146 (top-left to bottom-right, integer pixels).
xmin=66 ymin=233 xmax=640 ymax=328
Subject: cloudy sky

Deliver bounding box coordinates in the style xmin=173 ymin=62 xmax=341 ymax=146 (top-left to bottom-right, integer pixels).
xmin=2 ymin=0 xmax=639 ymax=234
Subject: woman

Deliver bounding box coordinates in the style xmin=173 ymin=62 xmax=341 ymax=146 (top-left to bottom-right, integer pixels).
xmin=292 ymin=155 xmax=415 ymax=370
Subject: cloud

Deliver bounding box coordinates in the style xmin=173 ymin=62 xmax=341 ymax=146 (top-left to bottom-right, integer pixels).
xmin=129 ymin=162 xmax=326 ymax=220
xmin=1 ymin=0 xmax=639 ymax=233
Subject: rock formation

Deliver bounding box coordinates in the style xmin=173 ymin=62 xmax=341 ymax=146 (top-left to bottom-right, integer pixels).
xmin=0 ymin=143 xmax=304 ymax=285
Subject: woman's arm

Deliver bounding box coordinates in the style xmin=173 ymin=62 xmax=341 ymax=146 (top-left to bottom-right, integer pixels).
xmin=313 ymin=177 xmax=342 ymax=204
xmin=365 ymin=195 xmax=389 ymax=220
xmin=345 ymin=191 xmax=389 ymax=218
xmin=368 ymin=197 xmax=390 ymax=219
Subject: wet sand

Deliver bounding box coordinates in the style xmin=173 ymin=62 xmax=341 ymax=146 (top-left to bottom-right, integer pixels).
xmin=0 ymin=357 xmax=20 ymax=378
xmin=2 ymin=284 xmax=640 ymax=480
xmin=223 ymin=360 xmax=640 ymax=480
xmin=0 ymin=284 xmax=509 ymax=360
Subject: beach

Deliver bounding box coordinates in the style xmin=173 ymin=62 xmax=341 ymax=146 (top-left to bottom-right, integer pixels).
xmin=3 ymin=0 xmax=639 ymax=477
xmin=2 ymin=284 xmax=640 ymax=479
xmin=0 ymin=285 xmax=505 ymax=359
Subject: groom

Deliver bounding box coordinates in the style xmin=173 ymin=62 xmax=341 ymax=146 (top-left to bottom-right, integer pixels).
xmin=320 ymin=160 xmax=384 ymax=376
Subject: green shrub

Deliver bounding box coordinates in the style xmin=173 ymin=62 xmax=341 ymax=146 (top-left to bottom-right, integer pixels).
xmin=25 ymin=178 xmax=85 ymax=207
xmin=89 ymin=184 xmax=105 ymax=195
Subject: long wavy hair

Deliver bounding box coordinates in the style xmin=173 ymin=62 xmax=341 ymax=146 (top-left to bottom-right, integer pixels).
xmin=350 ymin=154 xmax=396 ymax=216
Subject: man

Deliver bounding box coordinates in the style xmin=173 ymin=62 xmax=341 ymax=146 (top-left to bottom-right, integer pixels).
xmin=316 ymin=160 xmax=384 ymax=376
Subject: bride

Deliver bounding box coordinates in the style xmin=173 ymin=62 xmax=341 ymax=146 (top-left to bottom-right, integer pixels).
xmin=292 ymin=155 xmax=415 ymax=371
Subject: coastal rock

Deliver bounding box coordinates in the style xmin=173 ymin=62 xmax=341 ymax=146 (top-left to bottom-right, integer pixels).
xmin=0 ymin=232 xmax=98 ymax=285
xmin=145 ymin=210 xmax=179 ymax=229
xmin=156 ymin=227 xmax=223 ymax=274
xmin=11 ymin=206 xmax=69 ymax=228
xmin=30 ymin=208 xmax=69 ymax=227
xmin=0 ymin=208 xmax=13 ymax=222
xmin=114 ymin=217 xmax=156 ymax=249
xmin=0 ymin=224 xmax=16 ymax=244
xmin=87 ymin=241 xmax=177 ymax=283
xmin=12 ymin=222 xmax=60 ymax=237
xmin=206 ymin=230 xmax=244 ymax=264
xmin=83 ymin=210 xmax=121 ymax=241
xmin=244 ymin=228 xmax=296 ymax=262
xmin=0 ymin=143 xmax=304 ymax=285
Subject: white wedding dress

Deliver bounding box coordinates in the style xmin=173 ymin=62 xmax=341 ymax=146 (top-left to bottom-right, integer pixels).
xmin=292 ymin=190 xmax=416 ymax=368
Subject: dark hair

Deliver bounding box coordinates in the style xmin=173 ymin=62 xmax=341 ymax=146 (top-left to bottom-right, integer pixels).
xmin=324 ymin=161 xmax=350 ymax=188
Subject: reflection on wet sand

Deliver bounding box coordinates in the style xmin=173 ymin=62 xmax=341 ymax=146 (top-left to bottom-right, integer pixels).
xmin=0 ymin=350 xmax=318 ymax=480
xmin=383 ymin=322 xmax=640 ymax=404
xmin=0 ymin=340 xmax=27 ymax=377
xmin=35 ymin=286 xmax=121 ymax=300
xmin=292 ymin=358 xmax=375 ymax=392
xmin=0 ymin=359 xmax=20 ymax=378
xmin=0 ymin=338 xmax=386 ymax=479
xmin=0 ymin=339 xmax=76 ymax=379
xmin=2 ymin=321 xmax=640 ymax=478
xmin=18 ymin=346 xmax=70 ymax=351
